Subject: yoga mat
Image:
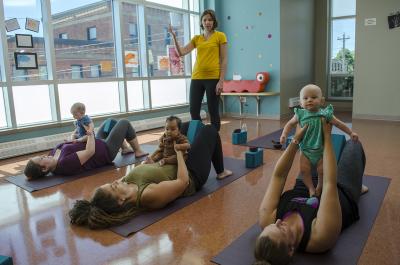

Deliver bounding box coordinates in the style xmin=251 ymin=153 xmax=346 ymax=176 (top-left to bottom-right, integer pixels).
xmin=109 ymin=157 xmax=255 ymax=237
xmin=5 ymin=145 xmax=157 ymax=192
xmin=243 ymin=123 xmax=351 ymax=150
xmin=211 ymin=175 xmax=390 ymax=265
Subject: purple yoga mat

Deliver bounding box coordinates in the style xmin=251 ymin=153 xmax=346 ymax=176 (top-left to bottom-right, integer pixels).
xmin=243 ymin=123 xmax=351 ymax=150
xmin=5 ymin=144 xmax=156 ymax=192
xmin=211 ymin=175 xmax=390 ymax=265
xmin=109 ymin=157 xmax=255 ymax=237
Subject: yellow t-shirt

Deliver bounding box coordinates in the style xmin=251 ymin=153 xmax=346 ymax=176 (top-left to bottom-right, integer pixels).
xmin=191 ymin=31 xmax=227 ymax=79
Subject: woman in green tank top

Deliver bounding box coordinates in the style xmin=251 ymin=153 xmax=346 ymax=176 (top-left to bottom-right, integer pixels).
xmin=69 ymin=123 xmax=232 ymax=229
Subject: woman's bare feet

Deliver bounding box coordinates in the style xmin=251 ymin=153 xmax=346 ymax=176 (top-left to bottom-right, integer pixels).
xmin=216 ymin=169 xmax=233 ymax=180
xmin=361 ymin=185 xmax=369 ymax=194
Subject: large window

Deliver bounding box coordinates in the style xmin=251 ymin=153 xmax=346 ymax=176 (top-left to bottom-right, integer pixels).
xmin=0 ymin=0 xmax=199 ymax=131
xmin=328 ymin=0 xmax=356 ymax=99
xmin=51 ymin=0 xmax=116 ymax=79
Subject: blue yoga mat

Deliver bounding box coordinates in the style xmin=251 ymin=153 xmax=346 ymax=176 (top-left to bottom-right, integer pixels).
xmin=211 ymin=175 xmax=390 ymax=265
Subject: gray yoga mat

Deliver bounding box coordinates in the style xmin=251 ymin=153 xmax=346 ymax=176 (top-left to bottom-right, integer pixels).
xmin=243 ymin=123 xmax=351 ymax=149
xmin=5 ymin=144 xmax=156 ymax=192
xmin=109 ymin=157 xmax=255 ymax=237
xmin=211 ymin=175 xmax=390 ymax=265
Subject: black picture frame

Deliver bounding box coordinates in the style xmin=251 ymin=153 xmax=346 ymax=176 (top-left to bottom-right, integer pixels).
xmin=14 ymin=52 xmax=38 ymax=70
xmin=16 ymin=34 xmax=33 ymax=48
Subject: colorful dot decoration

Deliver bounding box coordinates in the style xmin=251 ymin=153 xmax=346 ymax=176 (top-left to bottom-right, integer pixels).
xmin=227 ymin=16 xmax=231 ymax=20
xmin=267 ymin=33 xmax=272 ymax=39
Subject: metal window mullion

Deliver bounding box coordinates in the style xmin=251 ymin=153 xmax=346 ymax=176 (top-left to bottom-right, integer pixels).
xmin=113 ymin=0 xmax=128 ymax=112
xmin=138 ymin=4 xmax=151 ymax=109
xmin=0 ymin=0 xmax=16 ymax=128
xmin=42 ymin=0 xmax=61 ymax=122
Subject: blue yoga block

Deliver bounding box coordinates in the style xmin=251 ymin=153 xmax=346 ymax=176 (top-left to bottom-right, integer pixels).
xmin=0 ymin=256 xmax=13 ymax=265
xmin=232 ymin=130 xmax=247 ymax=145
xmin=245 ymin=147 xmax=263 ymax=168
xmin=103 ymin=119 xmax=117 ymax=135
xmin=331 ymin=134 xmax=346 ymax=162
xmin=286 ymin=135 xmax=293 ymax=147
xmin=187 ymin=120 xmax=204 ymax=144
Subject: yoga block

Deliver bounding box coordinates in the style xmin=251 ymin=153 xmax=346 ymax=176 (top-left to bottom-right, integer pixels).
xmin=187 ymin=120 xmax=204 ymax=144
xmin=332 ymin=133 xmax=346 ymax=162
xmin=286 ymin=135 xmax=293 ymax=147
xmin=103 ymin=119 xmax=117 ymax=135
xmin=245 ymin=147 xmax=263 ymax=168
xmin=0 ymin=256 xmax=13 ymax=265
xmin=232 ymin=129 xmax=247 ymax=145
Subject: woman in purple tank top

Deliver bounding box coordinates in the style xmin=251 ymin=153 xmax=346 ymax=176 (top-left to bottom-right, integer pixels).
xmin=254 ymin=120 xmax=368 ymax=265
xmin=24 ymin=119 xmax=148 ymax=179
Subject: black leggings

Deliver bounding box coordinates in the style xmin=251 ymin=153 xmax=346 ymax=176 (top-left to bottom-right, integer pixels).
xmin=190 ymin=79 xmax=220 ymax=131
xmin=180 ymin=122 xmax=224 ymax=190
xmin=96 ymin=119 xmax=137 ymax=160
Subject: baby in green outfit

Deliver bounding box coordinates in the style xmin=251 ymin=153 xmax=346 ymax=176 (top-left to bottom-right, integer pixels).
xmin=280 ymin=84 xmax=358 ymax=197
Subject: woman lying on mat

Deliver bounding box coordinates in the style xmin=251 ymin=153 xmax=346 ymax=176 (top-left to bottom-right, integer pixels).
xmin=254 ymin=119 xmax=367 ymax=265
xmin=69 ymin=123 xmax=232 ymax=229
xmin=24 ymin=118 xmax=148 ymax=179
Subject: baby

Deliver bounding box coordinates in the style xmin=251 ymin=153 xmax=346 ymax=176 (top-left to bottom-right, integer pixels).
xmin=280 ymin=84 xmax=358 ymax=197
xmin=144 ymin=116 xmax=190 ymax=166
xmin=69 ymin=102 xmax=94 ymax=143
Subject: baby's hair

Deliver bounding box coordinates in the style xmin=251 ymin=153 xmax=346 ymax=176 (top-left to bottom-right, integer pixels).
xmin=300 ymin=84 xmax=322 ymax=99
xmin=166 ymin=115 xmax=182 ymax=130
xmin=71 ymin=102 xmax=86 ymax=114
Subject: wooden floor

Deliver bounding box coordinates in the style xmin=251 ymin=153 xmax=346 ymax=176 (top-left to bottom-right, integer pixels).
xmin=0 ymin=115 xmax=399 ymax=265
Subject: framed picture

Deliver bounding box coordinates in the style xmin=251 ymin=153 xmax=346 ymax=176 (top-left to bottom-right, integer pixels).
xmin=388 ymin=13 xmax=400 ymax=29
xmin=16 ymin=34 xmax=33 ymax=48
xmin=25 ymin=18 xmax=40 ymax=33
xmin=14 ymin=52 xmax=38 ymax=69
xmin=5 ymin=18 xmax=20 ymax=32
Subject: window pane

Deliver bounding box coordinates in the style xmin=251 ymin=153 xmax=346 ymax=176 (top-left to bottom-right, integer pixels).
xmin=332 ymin=0 xmax=356 ymax=17
xmin=189 ymin=0 xmax=199 ymax=12
xmin=146 ymin=8 xmax=185 ymax=77
xmin=3 ymin=0 xmax=48 ymax=82
xmin=51 ymin=1 xmax=116 ymax=79
xmin=127 ymin=81 xmax=144 ymax=110
xmin=13 ymin=85 xmax=52 ymax=125
xmin=190 ymin=14 xmax=200 ymax=72
xmin=329 ymin=18 xmax=355 ymax=98
xmin=58 ymin=82 xmax=120 ymax=119
xmin=146 ymin=0 xmax=186 ymax=9
xmin=121 ymin=3 xmax=141 ymax=77
xmin=150 ymin=79 xmax=187 ymax=108
xmin=0 ymin=88 xmax=7 ymax=128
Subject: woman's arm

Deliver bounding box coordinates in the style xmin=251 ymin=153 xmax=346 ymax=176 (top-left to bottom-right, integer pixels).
xmin=141 ymin=149 xmax=189 ymax=209
xmin=310 ymin=120 xmax=342 ymax=251
xmin=168 ymin=25 xmax=195 ymax=57
xmin=259 ymin=125 xmax=307 ymax=228
xmin=76 ymin=128 xmax=96 ymax=165
xmin=216 ymin=43 xmax=228 ymax=95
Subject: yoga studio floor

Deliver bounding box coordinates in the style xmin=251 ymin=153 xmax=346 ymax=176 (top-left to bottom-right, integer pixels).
xmin=0 ymin=113 xmax=399 ymax=265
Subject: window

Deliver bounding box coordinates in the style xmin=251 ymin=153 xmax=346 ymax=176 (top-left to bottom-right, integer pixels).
xmin=58 ymin=82 xmax=120 ymax=119
xmin=147 ymin=24 xmax=152 ymax=47
xmin=87 ymin=27 xmax=97 ymax=40
xmin=146 ymin=8 xmax=185 ymax=77
xmin=164 ymin=27 xmax=171 ymax=45
xmin=128 ymin=23 xmax=138 ymax=44
xmin=150 ymin=79 xmax=188 ymax=108
xmin=13 ymin=85 xmax=52 ymax=126
xmin=52 ymin=1 xmax=117 ymax=80
xmin=59 ymin=33 xmax=68 ymax=39
xmin=146 ymin=0 xmax=186 ymax=9
xmin=328 ymin=0 xmax=356 ymax=99
xmin=122 ymin=3 xmax=140 ymax=78
xmin=127 ymin=81 xmax=145 ymax=110
xmin=90 ymin=64 xmax=101 ymax=77
xmin=71 ymin=65 xmax=83 ymax=79
xmin=3 ymin=0 xmax=48 ymax=82
xmin=0 ymin=88 xmax=7 ymax=128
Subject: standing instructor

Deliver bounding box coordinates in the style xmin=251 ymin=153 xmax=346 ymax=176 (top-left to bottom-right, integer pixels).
xmin=169 ymin=9 xmax=227 ymax=131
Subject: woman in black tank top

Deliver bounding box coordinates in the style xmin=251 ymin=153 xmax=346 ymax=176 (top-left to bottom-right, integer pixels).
xmin=254 ymin=120 xmax=367 ymax=265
